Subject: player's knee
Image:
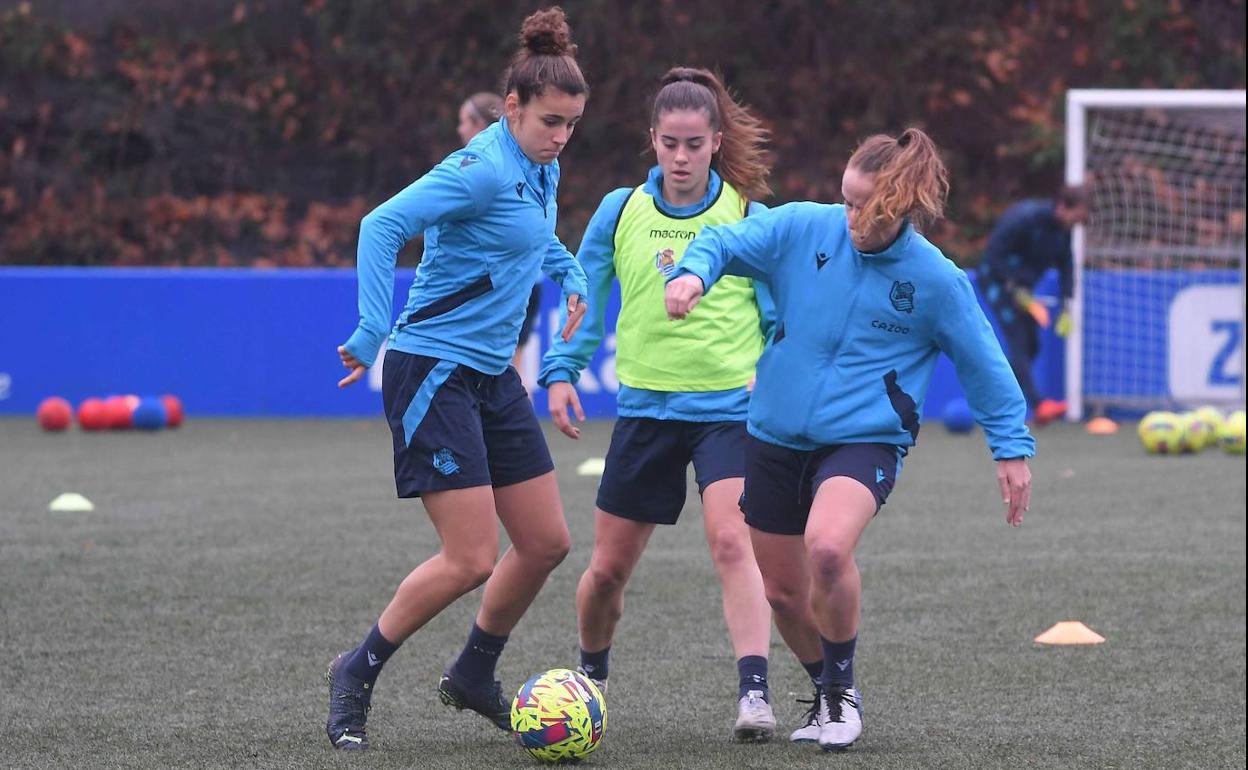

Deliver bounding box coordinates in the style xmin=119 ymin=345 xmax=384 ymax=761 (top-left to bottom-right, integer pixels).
xmin=525 ymin=529 xmax=571 ymax=573
xmin=585 ymin=557 xmax=630 ymax=596
xmin=707 ymin=527 xmax=752 ymax=570
xmin=807 ymin=540 xmax=854 ymax=582
xmin=447 ymin=549 xmax=497 ymax=591
xmin=762 ymin=580 xmax=804 ymax=617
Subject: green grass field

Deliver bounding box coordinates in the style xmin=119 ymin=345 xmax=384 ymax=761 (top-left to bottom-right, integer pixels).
xmin=1 ymin=416 xmax=1244 ymax=769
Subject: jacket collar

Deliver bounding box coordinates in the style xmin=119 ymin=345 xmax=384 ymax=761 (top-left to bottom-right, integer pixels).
xmin=643 ymin=165 xmax=723 ymax=217
xmin=500 ymin=117 xmax=552 ymax=191
xmin=852 ymin=219 xmax=914 ymax=260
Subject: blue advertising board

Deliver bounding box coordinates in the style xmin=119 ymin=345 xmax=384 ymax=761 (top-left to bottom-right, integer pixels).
xmin=1 ymin=267 xmax=1063 ymax=419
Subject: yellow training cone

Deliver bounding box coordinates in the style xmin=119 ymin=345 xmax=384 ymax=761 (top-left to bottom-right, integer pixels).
xmin=1035 ymin=621 xmax=1105 ymax=645
xmin=49 ymin=493 xmax=95 ymax=512
xmin=576 ymin=457 xmax=606 ymax=477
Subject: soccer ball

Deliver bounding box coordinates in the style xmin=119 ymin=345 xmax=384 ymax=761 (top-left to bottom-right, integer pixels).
xmin=1179 ymin=411 xmax=1216 ymax=452
xmin=511 ymin=668 xmax=606 ymax=763
xmin=1191 ymin=406 xmax=1225 ymax=448
xmin=1138 ymin=411 xmax=1184 ymax=455
xmin=1219 ymin=410 xmax=1246 ymax=455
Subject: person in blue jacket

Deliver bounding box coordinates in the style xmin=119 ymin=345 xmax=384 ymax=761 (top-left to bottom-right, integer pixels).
xmin=540 ymin=67 xmax=825 ymax=743
xmin=665 ymin=128 xmax=1035 ymax=752
xmin=325 ymin=8 xmax=591 ymax=750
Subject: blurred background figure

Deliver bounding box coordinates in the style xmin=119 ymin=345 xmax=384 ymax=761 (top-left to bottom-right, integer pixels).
xmin=457 ymin=91 xmax=504 ymax=145
xmin=978 ymin=185 xmax=1088 ymax=426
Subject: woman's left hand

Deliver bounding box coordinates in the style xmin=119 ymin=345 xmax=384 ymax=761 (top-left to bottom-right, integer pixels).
xmin=560 ymin=294 xmax=587 ymax=342
xmin=996 ymin=458 xmax=1031 ymax=527
xmin=337 ymin=345 xmax=367 ymax=388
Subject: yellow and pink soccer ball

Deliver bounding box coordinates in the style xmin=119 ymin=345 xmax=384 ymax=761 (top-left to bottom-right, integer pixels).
xmin=1138 ymin=411 xmax=1185 ymax=455
xmin=511 ymin=668 xmax=606 ymax=763
xmin=1179 ymin=411 xmax=1217 ymax=452
xmin=1191 ymin=406 xmax=1225 ymax=447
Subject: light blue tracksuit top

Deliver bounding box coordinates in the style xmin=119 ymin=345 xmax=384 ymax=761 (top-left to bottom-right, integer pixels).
xmin=342 ymin=118 xmax=589 ymax=374
xmin=538 ymin=167 xmax=774 ymax=421
xmin=673 ymin=202 xmax=1035 ymax=460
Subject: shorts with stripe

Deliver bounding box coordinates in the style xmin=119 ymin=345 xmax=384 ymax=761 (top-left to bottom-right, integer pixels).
xmin=381 ymin=349 xmax=554 ymax=498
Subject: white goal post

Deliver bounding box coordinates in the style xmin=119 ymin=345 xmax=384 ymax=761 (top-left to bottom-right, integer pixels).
xmin=1065 ymin=89 xmax=1247 ymax=420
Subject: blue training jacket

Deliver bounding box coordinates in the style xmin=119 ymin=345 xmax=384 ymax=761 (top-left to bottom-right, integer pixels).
xmin=538 ymin=167 xmax=774 ymax=422
xmin=673 ymin=202 xmax=1035 ymax=460
xmin=342 ymin=118 xmax=589 ymax=375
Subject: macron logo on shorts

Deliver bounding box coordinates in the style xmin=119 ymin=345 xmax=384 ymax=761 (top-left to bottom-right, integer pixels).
xmin=875 ymin=466 xmax=885 ymax=484
xmin=433 ymin=448 xmax=461 ymax=476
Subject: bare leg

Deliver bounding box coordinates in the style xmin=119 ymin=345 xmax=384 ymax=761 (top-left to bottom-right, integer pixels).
xmin=576 ymin=509 xmax=655 ymax=653
xmin=376 ymin=485 xmax=499 ymax=642
xmin=475 ymin=470 xmax=571 ymax=634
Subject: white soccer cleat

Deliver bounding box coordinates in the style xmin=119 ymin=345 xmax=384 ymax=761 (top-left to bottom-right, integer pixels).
xmin=789 ymin=685 xmax=826 ymax=742
xmin=817 ymin=686 xmax=862 ymax=751
xmin=575 ymin=666 xmax=607 ymax=697
xmin=733 ymin=690 xmax=777 ymax=742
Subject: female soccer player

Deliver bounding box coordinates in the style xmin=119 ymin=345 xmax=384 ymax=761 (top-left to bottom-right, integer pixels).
xmin=665 ymin=128 xmax=1035 ymax=751
xmin=457 ymin=91 xmax=504 ymax=146
xmin=540 ymin=67 xmax=825 ymax=743
xmin=325 ymin=7 xmax=590 ymax=750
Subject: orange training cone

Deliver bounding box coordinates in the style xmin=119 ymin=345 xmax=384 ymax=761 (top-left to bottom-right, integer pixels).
xmin=1086 ymin=416 xmax=1119 ymax=435
xmin=1035 ymin=621 xmax=1105 ymax=645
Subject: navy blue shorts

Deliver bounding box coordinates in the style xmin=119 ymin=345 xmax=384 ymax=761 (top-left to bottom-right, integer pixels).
xmin=381 ymin=350 xmax=554 ymax=498
xmin=596 ymin=417 xmax=749 ymax=525
xmin=740 ymin=436 xmax=903 ymax=536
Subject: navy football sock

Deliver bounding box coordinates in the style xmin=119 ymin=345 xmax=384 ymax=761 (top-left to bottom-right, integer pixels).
xmin=579 ymin=646 xmax=610 ymax=682
xmin=821 ymin=635 xmax=857 ymax=690
xmin=449 ymin=623 xmax=509 ymax=684
xmin=345 ymin=624 xmax=399 ymax=686
xmin=801 ymin=658 xmax=824 ymax=686
xmin=737 ymin=655 xmax=769 ymax=700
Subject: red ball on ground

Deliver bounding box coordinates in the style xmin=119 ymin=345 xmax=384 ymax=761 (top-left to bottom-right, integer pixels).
xmin=77 ymin=398 xmax=109 ymax=431
xmin=104 ymin=395 xmax=134 ymax=429
xmin=36 ymin=397 xmax=73 ymax=431
xmin=161 ymin=394 xmax=184 ymax=428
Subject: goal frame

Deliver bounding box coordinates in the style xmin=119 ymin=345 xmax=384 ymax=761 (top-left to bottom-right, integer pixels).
xmin=1064 ymin=88 xmax=1248 ymax=420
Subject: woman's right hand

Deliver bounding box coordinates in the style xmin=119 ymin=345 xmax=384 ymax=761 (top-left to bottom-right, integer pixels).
xmin=664 ymin=274 xmax=704 ymax=319
xmin=547 ymin=381 xmax=584 ymax=439
xmin=337 ymin=345 xmax=368 ymax=388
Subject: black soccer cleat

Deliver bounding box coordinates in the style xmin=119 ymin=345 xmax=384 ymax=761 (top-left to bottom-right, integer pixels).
xmin=325 ymin=650 xmax=372 ymax=750
xmin=437 ymin=672 xmax=511 ymax=730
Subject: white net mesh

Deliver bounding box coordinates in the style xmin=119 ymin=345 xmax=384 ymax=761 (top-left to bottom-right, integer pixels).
xmin=1080 ymin=103 xmax=1246 ymax=411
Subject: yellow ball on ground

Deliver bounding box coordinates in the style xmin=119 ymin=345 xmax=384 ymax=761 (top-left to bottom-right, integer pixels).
xmin=511 ymin=668 xmax=606 ymax=763
xmin=1191 ymin=406 xmax=1225 ymax=448
xmin=1138 ymin=411 xmax=1185 ymax=455
xmin=1218 ymin=410 xmax=1246 ymax=455
xmin=1180 ymin=412 xmax=1216 ymax=452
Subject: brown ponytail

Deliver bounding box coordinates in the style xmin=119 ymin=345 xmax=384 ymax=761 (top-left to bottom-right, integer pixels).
xmin=651 ymin=67 xmax=772 ymax=202
xmin=502 ymin=7 xmax=589 ymax=104
xmin=847 ymin=128 xmax=949 ymax=231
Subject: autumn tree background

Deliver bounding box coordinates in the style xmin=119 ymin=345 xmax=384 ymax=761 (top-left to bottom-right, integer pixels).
xmin=1 ymin=0 xmax=1244 ymax=268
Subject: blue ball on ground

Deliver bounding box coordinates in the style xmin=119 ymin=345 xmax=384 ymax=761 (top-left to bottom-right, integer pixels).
xmin=132 ymin=397 xmax=167 ymax=431
xmin=942 ymin=397 xmax=975 ymax=433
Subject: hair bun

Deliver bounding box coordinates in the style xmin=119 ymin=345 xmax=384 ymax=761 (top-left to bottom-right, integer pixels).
xmin=520 ymin=7 xmax=576 ymax=57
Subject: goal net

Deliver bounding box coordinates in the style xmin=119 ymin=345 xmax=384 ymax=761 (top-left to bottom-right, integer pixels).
xmin=1065 ymin=89 xmax=1246 ymax=419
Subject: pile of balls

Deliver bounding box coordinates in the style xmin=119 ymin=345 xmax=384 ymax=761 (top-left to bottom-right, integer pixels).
xmin=1137 ymin=406 xmax=1245 ymax=455
xmin=36 ymin=395 xmax=184 ymax=432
